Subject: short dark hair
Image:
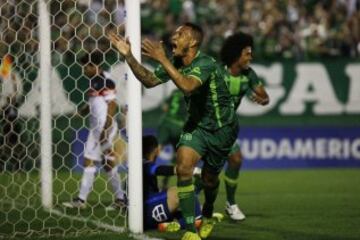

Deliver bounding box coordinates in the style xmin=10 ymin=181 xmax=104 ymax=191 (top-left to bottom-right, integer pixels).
xmin=80 ymin=50 xmax=104 ymax=65
xmin=142 ymin=135 xmax=159 ymax=158
xmin=220 ymin=32 xmax=254 ymax=67
xmin=183 ymin=22 xmax=204 ymax=47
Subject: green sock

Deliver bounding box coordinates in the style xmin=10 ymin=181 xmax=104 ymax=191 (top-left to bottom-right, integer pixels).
xmin=202 ymin=181 xmax=219 ymax=218
xmin=177 ymin=179 xmax=196 ymax=232
xmin=224 ymin=166 xmax=239 ymax=205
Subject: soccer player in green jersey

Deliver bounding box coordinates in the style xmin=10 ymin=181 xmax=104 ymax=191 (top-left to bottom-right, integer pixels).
xmin=109 ymin=23 xmax=238 ymax=240
xmin=220 ymin=32 xmax=269 ymax=220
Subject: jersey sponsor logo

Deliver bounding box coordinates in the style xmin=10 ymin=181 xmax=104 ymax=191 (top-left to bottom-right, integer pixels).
xmin=152 ymin=204 xmax=168 ymax=222
xmin=190 ymin=67 xmax=201 ymax=75
xmin=182 ymin=133 xmax=192 ymax=141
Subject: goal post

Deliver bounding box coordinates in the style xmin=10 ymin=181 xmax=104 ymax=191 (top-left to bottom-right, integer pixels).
xmin=38 ymin=0 xmax=53 ymax=210
xmin=125 ymin=0 xmax=144 ymax=234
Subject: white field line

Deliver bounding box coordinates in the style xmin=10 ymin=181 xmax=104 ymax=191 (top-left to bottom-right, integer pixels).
xmin=1 ymin=199 xmax=163 ymax=240
xmin=48 ymin=208 xmax=126 ymax=233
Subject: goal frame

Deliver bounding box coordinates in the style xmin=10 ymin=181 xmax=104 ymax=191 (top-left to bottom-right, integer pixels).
xmin=38 ymin=0 xmax=144 ymax=233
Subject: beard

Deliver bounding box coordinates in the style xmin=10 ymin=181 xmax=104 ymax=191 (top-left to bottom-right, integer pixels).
xmin=173 ymin=56 xmax=182 ymax=67
xmin=182 ymin=46 xmax=190 ymax=55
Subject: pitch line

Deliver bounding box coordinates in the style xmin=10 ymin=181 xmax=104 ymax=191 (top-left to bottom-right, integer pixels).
xmin=1 ymin=199 xmax=163 ymax=240
xmin=49 ymin=209 xmax=163 ymax=240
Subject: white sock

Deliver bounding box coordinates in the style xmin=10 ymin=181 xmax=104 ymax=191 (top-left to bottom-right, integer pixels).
xmin=78 ymin=166 xmax=96 ymax=201
xmin=106 ymin=166 xmax=124 ymax=200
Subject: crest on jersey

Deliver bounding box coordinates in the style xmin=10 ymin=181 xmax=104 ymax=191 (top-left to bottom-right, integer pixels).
xmin=152 ymin=204 xmax=168 ymax=222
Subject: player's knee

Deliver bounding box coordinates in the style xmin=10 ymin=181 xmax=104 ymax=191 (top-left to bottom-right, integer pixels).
xmin=229 ymin=151 xmax=242 ymax=168
xmin=202 ymin=173 xmax=219 ymax=189
xmin=203 ymin=178 xmax=219 ymax=189
xmin=176 ymin=163 xmax=193 ymax=178
xmin=175 ymin=147 xmax=200 ymax=178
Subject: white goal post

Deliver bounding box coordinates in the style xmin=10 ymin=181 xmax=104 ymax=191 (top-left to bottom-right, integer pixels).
xmin=125 ymin=0 xmax=144 ymax=234
xmin=39 ymin=0 xmax=53 ymax=210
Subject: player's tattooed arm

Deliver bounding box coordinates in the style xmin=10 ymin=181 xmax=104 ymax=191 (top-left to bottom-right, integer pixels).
xmin=108 ymin=32 xmax=161 ymax=88
xmin=125 ymin=53 xmax=161 ymax=88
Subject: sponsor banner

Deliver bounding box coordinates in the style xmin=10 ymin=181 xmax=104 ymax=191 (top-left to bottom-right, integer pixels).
xmin=71 ymin=127 xmax=360 ymax=170
xmin=237 ymin=126 xmax=360 ymax=169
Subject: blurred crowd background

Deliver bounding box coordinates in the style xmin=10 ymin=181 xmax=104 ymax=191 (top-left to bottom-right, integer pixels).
xmin=142 ymin=0 xmax=360 ymax=60
xmin=0 ymin=0 xmax=359 ymax=65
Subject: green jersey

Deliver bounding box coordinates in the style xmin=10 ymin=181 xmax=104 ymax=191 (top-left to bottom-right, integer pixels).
xmin=224 ymin=67 xmax=263 ymax=109
xmin=163 ymin=89 xmax=187 ymax=126
xmin=154 ymin=51 xmax=236 ymax=131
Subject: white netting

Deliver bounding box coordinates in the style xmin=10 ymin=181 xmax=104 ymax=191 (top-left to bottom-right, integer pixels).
xmin=0 ymin=0 xmax=129 ymax=238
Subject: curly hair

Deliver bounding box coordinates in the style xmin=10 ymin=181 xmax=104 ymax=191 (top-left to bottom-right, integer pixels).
xmin=220 ymin=32 xmax=253 ymax=67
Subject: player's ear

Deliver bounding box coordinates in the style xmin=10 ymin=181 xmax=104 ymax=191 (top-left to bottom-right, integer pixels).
xmin=189 ymin=38 xmax=198 ymax=48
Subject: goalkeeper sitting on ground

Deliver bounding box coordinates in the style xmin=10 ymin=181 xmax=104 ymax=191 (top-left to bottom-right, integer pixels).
xmin=142 ymin=135 xmax=207 ymax=231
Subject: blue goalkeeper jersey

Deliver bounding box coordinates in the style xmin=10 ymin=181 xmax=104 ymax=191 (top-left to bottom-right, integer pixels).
xmin=143 ymin=160 xmax=174 ymax=199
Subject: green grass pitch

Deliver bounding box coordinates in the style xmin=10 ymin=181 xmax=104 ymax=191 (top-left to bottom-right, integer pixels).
xmin=1 ymin=168 xmax=359 ymax=240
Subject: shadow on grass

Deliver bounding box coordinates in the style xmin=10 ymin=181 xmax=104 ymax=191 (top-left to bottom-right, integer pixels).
xmin=147 ymin=217 xmax=359 ymax=240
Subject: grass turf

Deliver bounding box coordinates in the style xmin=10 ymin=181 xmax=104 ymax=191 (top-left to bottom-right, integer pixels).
xmin=1 ymin=168 xmax=359 ymax=240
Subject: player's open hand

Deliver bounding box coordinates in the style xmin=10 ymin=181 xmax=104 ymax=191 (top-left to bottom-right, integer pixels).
xmin=141 ymin=39 xmax=167 ymax=63
xmin=249 ymin=92 xmax=264 ymax=104
xmin=249 ymin=90 xmax=269 ymax=105
xmin=108 ymin=32 xmax=131 ymax=57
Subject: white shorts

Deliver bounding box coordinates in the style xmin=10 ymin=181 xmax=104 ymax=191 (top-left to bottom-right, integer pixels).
xmin=84 ymin=96 xmax=118 ymax=162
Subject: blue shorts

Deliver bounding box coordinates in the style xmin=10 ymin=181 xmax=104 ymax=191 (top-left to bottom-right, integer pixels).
xmin=144 ymin=191 xmax=173 ymax=229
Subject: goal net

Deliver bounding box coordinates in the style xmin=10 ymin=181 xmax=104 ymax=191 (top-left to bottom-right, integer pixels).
xmin=0 ymin=0 xmax=136 ymax=238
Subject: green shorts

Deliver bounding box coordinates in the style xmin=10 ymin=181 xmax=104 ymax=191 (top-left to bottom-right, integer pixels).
xmin=177 ymin=121 xmax=239 ymax=174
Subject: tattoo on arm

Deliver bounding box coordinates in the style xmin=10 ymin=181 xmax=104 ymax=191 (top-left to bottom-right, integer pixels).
xmin=126 ymin=54 xmax=160 ymax=88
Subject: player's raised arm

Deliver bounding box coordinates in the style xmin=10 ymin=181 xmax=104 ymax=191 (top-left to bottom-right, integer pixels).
xmin=108 ymin=32 xmax=161 ymax=88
